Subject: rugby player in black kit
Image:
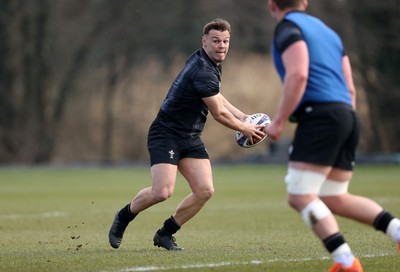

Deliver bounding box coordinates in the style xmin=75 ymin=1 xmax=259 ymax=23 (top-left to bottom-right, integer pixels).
xmin=108 ymin=18 xmax=265 ymax=250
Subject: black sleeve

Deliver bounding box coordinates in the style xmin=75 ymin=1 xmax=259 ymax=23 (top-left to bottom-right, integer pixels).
xmin=274 ymin=20 xmax=304 ymax=54
xmin=193 ymin=67 xmax=220 ymax=98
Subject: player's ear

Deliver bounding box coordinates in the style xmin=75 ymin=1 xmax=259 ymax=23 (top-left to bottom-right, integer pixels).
xmin=268 ymin=0 xmax=276 ymax=12
xmin=202 ymin=35 xmax=207 ymax=47
xmin=303 ymin=0 xmax=308 ymax=9
xmin=268 ymin=0 xmax=277 ymax=15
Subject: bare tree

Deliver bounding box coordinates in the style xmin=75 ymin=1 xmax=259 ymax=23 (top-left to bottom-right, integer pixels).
xmin=1 ymin=0 xmax=399 ymax=164
xmin=347 ymin=0 xmax=400 ymax=152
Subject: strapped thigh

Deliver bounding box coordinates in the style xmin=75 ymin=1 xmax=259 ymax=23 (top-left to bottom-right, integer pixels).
xmin=285 ymin=167 xmax=326 ymax=195
xmin=319 ymin=179 xmax=349 ymax=196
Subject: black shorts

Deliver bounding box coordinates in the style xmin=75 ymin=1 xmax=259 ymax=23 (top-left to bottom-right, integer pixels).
xmin=147 ymin=123 xmax=209 ymax=166
xmin=289 ymin=103 xmax=360 ymax=170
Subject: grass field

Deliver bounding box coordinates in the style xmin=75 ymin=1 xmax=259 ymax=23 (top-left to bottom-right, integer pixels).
xmin=0 ymin=164 xmax=399 ymax=272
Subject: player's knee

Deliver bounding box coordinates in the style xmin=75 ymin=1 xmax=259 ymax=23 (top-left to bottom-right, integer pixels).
xmin=301 ymin=199 xmax=332 ymax=228
xmin=152 ymin=188 xmax=173 ymax=202
xmin=320 ymin=194 xmax=348 ymax=215
xmin=198 ymin=187 xmax=214 ymax=201
xmin=287 ymin=195 xmax=305 ymax=211
xmin=153 ymin=193 xmax=170 ymax=203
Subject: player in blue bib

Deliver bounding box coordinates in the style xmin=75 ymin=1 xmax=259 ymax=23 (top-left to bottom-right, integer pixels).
xmin=265 ymin=1 xmax=400 ymax=271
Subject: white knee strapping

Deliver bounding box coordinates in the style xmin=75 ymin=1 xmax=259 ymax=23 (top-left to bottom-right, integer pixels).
xmin=285 ymin=168 xmax=326 ymax=195
xmin=301 ymin=199 xmax=332 ymax=228
xmin=319 ymin=179 xmax=349 ymax=196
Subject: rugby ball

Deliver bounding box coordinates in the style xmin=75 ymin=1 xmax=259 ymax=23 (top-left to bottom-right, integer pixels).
xmin=235 ymin=113 xmax=270 ymax=148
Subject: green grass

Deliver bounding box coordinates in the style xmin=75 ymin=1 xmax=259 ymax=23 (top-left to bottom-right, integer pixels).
xmin=0 ymin=164 xmax=399 ymax=271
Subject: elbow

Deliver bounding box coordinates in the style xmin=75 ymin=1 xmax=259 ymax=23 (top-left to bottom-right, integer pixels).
xmin=211 ymin=108 xmax=229 ymax=122
xmin=295 ymin=72 xmax=308 ymax=85
xmin=286 ymin=70 xmax=308 ymax=86
xmin=211 ymin=111 xmax=222 ymax=121
xmin=286 ymin=72 xmax=308 ymax=93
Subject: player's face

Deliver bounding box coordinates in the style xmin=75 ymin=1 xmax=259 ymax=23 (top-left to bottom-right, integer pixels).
xmin=202 ymin=30 xmax=230 ymax=64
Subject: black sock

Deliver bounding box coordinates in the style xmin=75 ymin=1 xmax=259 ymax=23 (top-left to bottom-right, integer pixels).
xmin=157 ymin=216 xmax=181 ymax=236
xmin=373 ymin=210 xmax=394 ymax=233
xmin=118 ymin=203 xmax=137 ymax=223
xmin=323 ymin=232 xmax=346 ymax=253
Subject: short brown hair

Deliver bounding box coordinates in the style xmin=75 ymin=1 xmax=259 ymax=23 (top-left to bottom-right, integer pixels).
xmin=203 ymin=18 xmax=231 ymax=35
xmin=272 ymin=0 xmax=302 ymax=10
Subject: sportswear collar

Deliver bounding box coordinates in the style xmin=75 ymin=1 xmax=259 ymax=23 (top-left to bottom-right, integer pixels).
xmin=201 ymin=48 xmax=221 ymax=69
xmin=278 ymin=10 xmax=307 ymax=25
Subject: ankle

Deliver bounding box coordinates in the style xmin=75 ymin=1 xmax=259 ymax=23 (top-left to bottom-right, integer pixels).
xmin=387 ymin=218 xmax=400 ymax=242
xmin=332 ymin=244 xmax=355 ymax=267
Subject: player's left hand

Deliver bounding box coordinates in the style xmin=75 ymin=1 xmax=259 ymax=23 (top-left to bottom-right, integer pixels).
xmin=242 ymin=122 xmax=265 ymax=145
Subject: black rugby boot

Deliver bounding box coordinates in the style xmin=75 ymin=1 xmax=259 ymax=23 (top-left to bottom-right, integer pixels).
xmin=153 ymin=231 xmax=184 ymax=251
xmin=108 ymin=210 xmax=129 ymax=249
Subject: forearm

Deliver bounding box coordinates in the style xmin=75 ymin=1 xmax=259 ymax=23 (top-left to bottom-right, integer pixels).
xmin=212 ymin=107 xmax=245 ymax=132
xmin=342 ymin=55 xmax=356 ymax=109
xmin=221 ymin=95 xmax=248 ymax=121
xmin=204 ymin=93 xmax=259 ymax=136
xmin=274 ymin=75 xmax=306 ymax=125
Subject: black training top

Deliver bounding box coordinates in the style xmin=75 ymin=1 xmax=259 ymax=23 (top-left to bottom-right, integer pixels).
xmin=153 ymin=48 xmax=221 ymax=138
